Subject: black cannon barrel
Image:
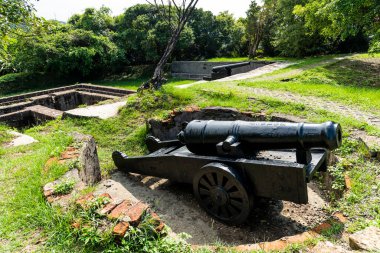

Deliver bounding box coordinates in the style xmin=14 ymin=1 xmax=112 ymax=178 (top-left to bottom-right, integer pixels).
xmin=177 ymin=120 xmax=342 ymax=156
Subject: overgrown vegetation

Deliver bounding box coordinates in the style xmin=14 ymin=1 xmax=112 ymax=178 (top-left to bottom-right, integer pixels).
xmin=1 ymin=0 xmax=378 ymax=85
xmin=1 ymin=54 xmax=379 ymax=252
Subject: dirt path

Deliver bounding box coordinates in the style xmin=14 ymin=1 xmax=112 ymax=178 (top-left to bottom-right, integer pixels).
xmin=233 ymin=85 xmax=380 ymax=129
xmin=250 ymin=56 xmax=348 ymax=82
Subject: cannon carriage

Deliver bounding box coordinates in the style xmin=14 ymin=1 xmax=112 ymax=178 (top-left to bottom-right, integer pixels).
xmin=113 ymin=120 xmax=342 ymax=224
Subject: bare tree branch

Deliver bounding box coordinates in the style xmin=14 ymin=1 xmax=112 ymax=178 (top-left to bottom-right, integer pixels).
xmin=141 ymin=0 xmax=199 ymax=89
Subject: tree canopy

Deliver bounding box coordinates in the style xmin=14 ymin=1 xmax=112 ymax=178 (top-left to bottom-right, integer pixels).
xmin=0 ymin=0 xmax=36 ymax=36
xmin=0 ymin=1 xmax=378 ymax=81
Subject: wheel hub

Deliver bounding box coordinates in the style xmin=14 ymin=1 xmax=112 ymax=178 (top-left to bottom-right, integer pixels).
xmin=210 ymin=186 xmax=229 ymax=206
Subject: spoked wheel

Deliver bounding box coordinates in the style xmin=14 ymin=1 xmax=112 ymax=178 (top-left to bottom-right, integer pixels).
xmin=193 ymin=163 xmax=252 ymax=224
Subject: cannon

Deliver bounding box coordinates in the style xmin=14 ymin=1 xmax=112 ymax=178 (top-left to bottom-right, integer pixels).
xmin=113 ymin=120 xmax=342 ymax=224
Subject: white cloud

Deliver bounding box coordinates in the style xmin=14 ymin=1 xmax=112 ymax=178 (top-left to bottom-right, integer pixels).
xmin=34 ymin=0 xmax=254 ymax=22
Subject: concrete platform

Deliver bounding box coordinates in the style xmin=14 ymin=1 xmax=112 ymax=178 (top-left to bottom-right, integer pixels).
xmin=63 ymin=101 xmax=127 ymax=120
xmin=6 ymin=131 xmax=38 ymax=147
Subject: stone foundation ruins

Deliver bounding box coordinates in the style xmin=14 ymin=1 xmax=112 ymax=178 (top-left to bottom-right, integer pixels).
xmin=0 ymin=84 xmax=135 ymax=127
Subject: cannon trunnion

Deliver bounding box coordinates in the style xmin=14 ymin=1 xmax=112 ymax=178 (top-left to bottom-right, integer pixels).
xmin=113 ymin=120 xmax=342 ymax=224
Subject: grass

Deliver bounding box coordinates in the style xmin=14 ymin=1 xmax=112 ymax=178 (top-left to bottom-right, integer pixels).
xmin=1 ymin=53 xmax=379 ymax=252
xmin=237 ymin=54 xmax=380 ymax=115
xmin=0 ymin=73 xmax=193 ymax=97
xmin=94 ymin=77 xmax=193 ymax=91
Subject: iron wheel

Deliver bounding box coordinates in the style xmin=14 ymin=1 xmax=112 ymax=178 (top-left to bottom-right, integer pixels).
xmin=193 ymin=163 xmax=252 ymax=224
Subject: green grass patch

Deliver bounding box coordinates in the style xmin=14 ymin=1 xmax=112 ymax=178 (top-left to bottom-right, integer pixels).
xmin=237 ymin=53 xmax=380 ymax=115
xmin=94 ymin=78 xmax=193 ymax=91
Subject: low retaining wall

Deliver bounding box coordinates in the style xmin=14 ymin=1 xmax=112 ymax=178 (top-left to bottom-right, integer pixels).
xmin=171 ymin=61 xmax=272 ymax=80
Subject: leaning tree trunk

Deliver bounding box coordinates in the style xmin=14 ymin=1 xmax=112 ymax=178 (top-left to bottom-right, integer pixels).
xmin=249 ymin=38 xmax=260 ymax=59
xmin=141 ymin=26 xmax=183 ymax=90
xmin=249 ymin=26 xmax=263 ymax=59
xmin=140 ymin=0 xmax=199 ymax=90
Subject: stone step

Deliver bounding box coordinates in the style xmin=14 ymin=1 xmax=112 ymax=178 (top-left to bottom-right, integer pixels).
xmin=27 ymin=105 xmax=64 ymax=119
xmin=77 ymin=88 xmax=128 ymax=98
xmin=0 ymin=101 xmax=34 ymax=115
xmin=76 ymin=84 xmax=135 ymax=95
xmin=77 ymin=91 xmax=120 ymax=101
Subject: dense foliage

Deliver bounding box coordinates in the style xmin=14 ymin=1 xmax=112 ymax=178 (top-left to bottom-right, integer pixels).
xmin=0 ymin=0 xmax=36 ymax=36
xmin=1 ymin=5 xmax=247 ymax=79
xmin=0 ymin=1 xmax=378 ymax=80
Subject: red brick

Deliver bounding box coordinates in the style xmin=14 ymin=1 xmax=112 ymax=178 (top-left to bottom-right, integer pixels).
xmin=66 ymin=147 xmax=77 ymax=152
xmin=313 ymin=222 xmax=332 ymax=234
xmin=150 ymin=212 xmax=165 ymax=233
xmin=44 ymin=189 xmax=54 ymax=197
xmin=344 ymin=173 xmax=352 ymax=190
xmin=44 ymin=157 xmax=58 ymax=171
xmin=125 ymin=202 xmax=148 ymax=225
xmin=333 ymin=212 xmax=348 ymax=223
xmin=99 ymin=203 xmax=118 ymax=216
xmin=108 ymin=200 xmax=133 ymax=220
xmin=60 ymin=147 xmax=80 ymax=160
xmin=72 ymin=222 xmax=81 ymax=229
xmin=99 ymin=193 xmax=112 ymax=200
xmin=113 ymin=221 xmax=130 ymax=237
xmin=47 ymin=195 xmax=58 ymax=203
xmin=61 ymin=152 xmax=79 ymax=160
xmin=76 ymin=193 xmax=94 ymax=209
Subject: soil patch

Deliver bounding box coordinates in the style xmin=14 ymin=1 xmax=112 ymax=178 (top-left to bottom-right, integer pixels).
xmin=106 ymin=171 xmax=328 ymax=245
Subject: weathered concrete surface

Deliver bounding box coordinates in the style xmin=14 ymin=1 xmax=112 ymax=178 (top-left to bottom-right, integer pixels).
xmin=63 ymin=101 xmax=127 ymax=120
xmin=6 ymin=131 xmax=38 ymax=147
xmin=349 ymin=226 xmax=380 ymax=251
xmin=43 ymin=168 xmax=85 ymax=207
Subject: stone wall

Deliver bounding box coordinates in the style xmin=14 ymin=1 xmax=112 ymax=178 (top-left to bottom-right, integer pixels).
xmin=171 ymin=61 xmax=272 ymax=80
xmin=0 ymin=84 xmax=136 ymax=127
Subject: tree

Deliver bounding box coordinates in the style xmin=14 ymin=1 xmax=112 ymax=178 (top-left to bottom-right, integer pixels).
xmin=0 ymin=0 xmax=36 ymax=36
xmin=269 ymin=0 xmax=328 ymax=57
xmin=186 ymin=8 xmax=219 ymax=59
xmin=294 ymin=0 xmax=379 ymax=53
xmin=246 ymin=0 xmax=276 ymax=58
xmin=0 ymin=0 xmax=38 ymax=74
xmin=141 ymin=0 xmax=199 ymax=90
xmin=114 ymin=4 xmax=194 ymax=65
xmin=68 ymin=6 xmax=114 ymax=36
xmin=9 ymin=21 xmax=121 ymax=79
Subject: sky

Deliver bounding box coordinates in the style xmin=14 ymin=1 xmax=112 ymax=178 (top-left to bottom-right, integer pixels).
xmin=34 ymin=0 xmax=254 ymax=22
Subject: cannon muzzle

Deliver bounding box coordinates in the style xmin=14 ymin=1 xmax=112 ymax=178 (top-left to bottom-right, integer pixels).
xmin=178 ymin=120 xmax=342 ymax=159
